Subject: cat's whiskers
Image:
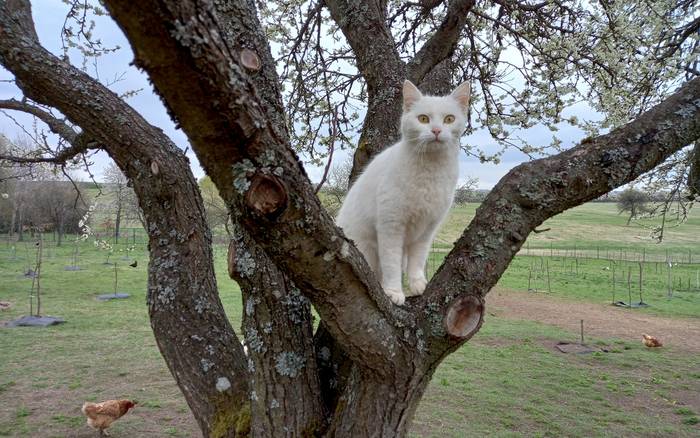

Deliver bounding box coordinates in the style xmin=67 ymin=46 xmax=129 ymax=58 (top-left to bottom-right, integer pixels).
xmin=401 ymin=135 xmax=430 ymax=164
xmin=405 ymin=134 xmax=443 ymax=166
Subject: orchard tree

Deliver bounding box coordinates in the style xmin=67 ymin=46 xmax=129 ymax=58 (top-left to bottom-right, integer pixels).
xmin=30 ymin=181 xmax=87 ymax=245
xmin=1 ymin=1 xmax=699 ymax=437
xmin=317 ymin=157 xmax=352 ymax=216
xmin=103 ymin=162 xmax=128 ymax=243
xmin=616 ymin=188 xmax=650 ymax=225
xmin=199 ymin=176 xmax=233 ymax=237
xmin=103 ymin=162 xmax=140 ymax=242
xmin=453 ymin=176 xmax=480 ymax=205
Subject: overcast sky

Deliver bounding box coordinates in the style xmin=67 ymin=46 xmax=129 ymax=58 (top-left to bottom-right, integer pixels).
xmin=0 ymin=1 xmax=601 ymax=189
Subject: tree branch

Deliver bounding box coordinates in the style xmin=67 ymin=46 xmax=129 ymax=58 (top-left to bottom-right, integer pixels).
xmin=213 ymin=1 xmax=328 ymax=432
xmin=0 ymin=98 xmax=99 ymax=164
xmin=323 ymin=0 xmax=404 ymax=91
xmin=689 ymin=141 xmax=700 ymax=197
xmin=406 ymin=0 xmax=475 ymax=83
xmin=419 ymin=77 xmax=700 ymax=352
xmin=0 ymin=99 xmax=79 ymax=144
xmin=103 ymin=0 xmax=412 ymax=371
xmin=324 ymin=0 xmax=475 ymax=181
xmin=323 ymin=0 xmax=409 ymax=184
xmin=0 ymin=2 xmax=249 ymax=434
xmin=0 ymin=140 xmax=90 ymax=164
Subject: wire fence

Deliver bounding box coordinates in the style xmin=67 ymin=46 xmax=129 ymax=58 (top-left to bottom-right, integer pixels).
xmin=511 ymin=253 xmax=700 ymax=300
xmin=429 ymin=238 xmax=697 ymax=264
xmin=425 ymin=238 xmax=700 ymax=299
xmin=3 ymin=231 xmax=698 ymax=298
xmin=519 ymin=243 xmax=697 ymax=265
xmin=0 ymin=227 xmax=237 ymax=248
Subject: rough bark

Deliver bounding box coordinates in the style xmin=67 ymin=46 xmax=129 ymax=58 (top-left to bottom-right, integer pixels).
xmin=103 ymin=0 xmax=408 ymax=372
xmin=323 ymin=0 xmax=406 ymax=183
xmin=215 ymin=2 xmax=328 ymax=433
xmin=102 ymin=1 xmax=426 ymax=433
xmin=405 ymin=0 xmax=475 ymax=83
xmin=0 ymin=3 xmax=249 ymax=436
xmin=228 ymin=231 xmax=325 ymax=436
xmin=690 ymin=141 xmax=700 ymax=197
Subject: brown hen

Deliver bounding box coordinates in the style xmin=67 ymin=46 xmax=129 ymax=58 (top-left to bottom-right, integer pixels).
xmin=642 ymin=333 xmax=663 ymax=348
xmin=81 ymin=399 xmax=136 ymax=436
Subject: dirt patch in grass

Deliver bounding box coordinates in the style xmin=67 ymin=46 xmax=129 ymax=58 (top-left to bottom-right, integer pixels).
xmin=470 ymin=336 xmax=523 ymax=348
xmin=487 ymin=288 xmax=700 ymax=353
xmin=0 ymin=379 xmax=200 ymax=438
xmin=672 ymin=389 xmax=700 ymax=416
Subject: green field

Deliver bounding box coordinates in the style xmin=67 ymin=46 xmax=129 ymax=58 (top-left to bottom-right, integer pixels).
xmin=438 ymin=202 xmax=700 ymax=259
xmin=430 ymin=202 xmax=700 ymax=319
xmin=1 ymin=202 xmax=699 ymax=437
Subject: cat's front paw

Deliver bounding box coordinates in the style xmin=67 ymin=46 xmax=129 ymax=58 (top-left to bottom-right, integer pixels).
xmin=384 ymin=288 xmax=405 ymax=306
xmin=406 ymin=277 xmax=428 ymax=297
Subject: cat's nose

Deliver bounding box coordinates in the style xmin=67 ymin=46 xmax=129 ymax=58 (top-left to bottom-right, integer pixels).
xmin=431 ymin=127 xmax=442 ymax=136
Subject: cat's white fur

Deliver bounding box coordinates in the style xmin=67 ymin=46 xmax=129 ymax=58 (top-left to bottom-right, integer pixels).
xmin=337 ymin=80 xmax=470 ymax=305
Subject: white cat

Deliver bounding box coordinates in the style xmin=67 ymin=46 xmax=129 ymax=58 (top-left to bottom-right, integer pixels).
xmin=337 ymin=80 xmax=470 ymax=305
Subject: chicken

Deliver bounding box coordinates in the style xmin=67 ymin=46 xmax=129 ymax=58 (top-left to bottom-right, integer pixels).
xmin=0 ymin=301 xmax=11 ymax=311
xmin=81 ymin=399 xmax=136 ymax=436
xmin=642 ymin=333 xmax=663 ymax=348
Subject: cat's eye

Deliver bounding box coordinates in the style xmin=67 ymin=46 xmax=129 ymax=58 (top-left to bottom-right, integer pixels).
xmin=444 ymin=115 xmax=455 ymax=124
xmin=417 ymin=115 xmax=430 ymax=123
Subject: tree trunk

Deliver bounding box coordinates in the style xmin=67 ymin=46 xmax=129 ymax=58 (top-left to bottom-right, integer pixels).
xmin=229 ymin=232 xmax=325 ymax=436
xmin=17 ymin=208 xmax=23 ymax=242
xmin=57 ymin=220 xmax=63 ymax=246
xmin=0 ymin=5 xmax=250 ymax=435
xmin=115 ymin=202 xmax=122 ymax=243
xmin=326 ymin=370 xmax=429 ymax=437
xmin=9 ymin=204 xmax=15 ymax=239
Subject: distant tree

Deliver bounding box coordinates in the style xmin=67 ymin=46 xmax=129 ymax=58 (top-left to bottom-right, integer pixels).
xmin=318 ymin=157 xmax=352 ymax=216
xmin=617 ymin=188 xmax=651 ymax=225
xmin=123 ymin=187 xmax=145 ymax=231
xmin=9 ymin=183 xmax=30 ymax=240
xmin=103 ymin=162 xmax=133 ymax=242
xmin=635 ymin=146 xmax=698 ymax=241
xmin=0 ymin=137 xmax=19 ymax=235
xmin=198 ymin=176 xmax=231 ymax=236
xmin=453 ymin=176 xmax=479 ymax=205
xmin=0 ymin=135 xmax=55 ymax=240
xmin=30 ymin=181 xmax=87 ymax=245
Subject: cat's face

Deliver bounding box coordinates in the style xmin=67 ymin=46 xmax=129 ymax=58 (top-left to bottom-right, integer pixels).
xmin=400 ymin=81 xmax=470 ymax=151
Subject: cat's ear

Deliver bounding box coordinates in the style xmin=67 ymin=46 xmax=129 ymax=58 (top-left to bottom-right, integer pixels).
xmin=403 ymin=80 xmax=422 ymax=111
xmin=451 ymin=82 xmax=471 ymax=112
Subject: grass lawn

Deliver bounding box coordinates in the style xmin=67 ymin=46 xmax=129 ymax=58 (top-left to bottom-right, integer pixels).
xmin=1 ymin=201 xmax=699 ymax=437
xmin=0 ymin=242 xmax=241 ymax=437
xmin=414 ymin=317 xmax=700 ymax=437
